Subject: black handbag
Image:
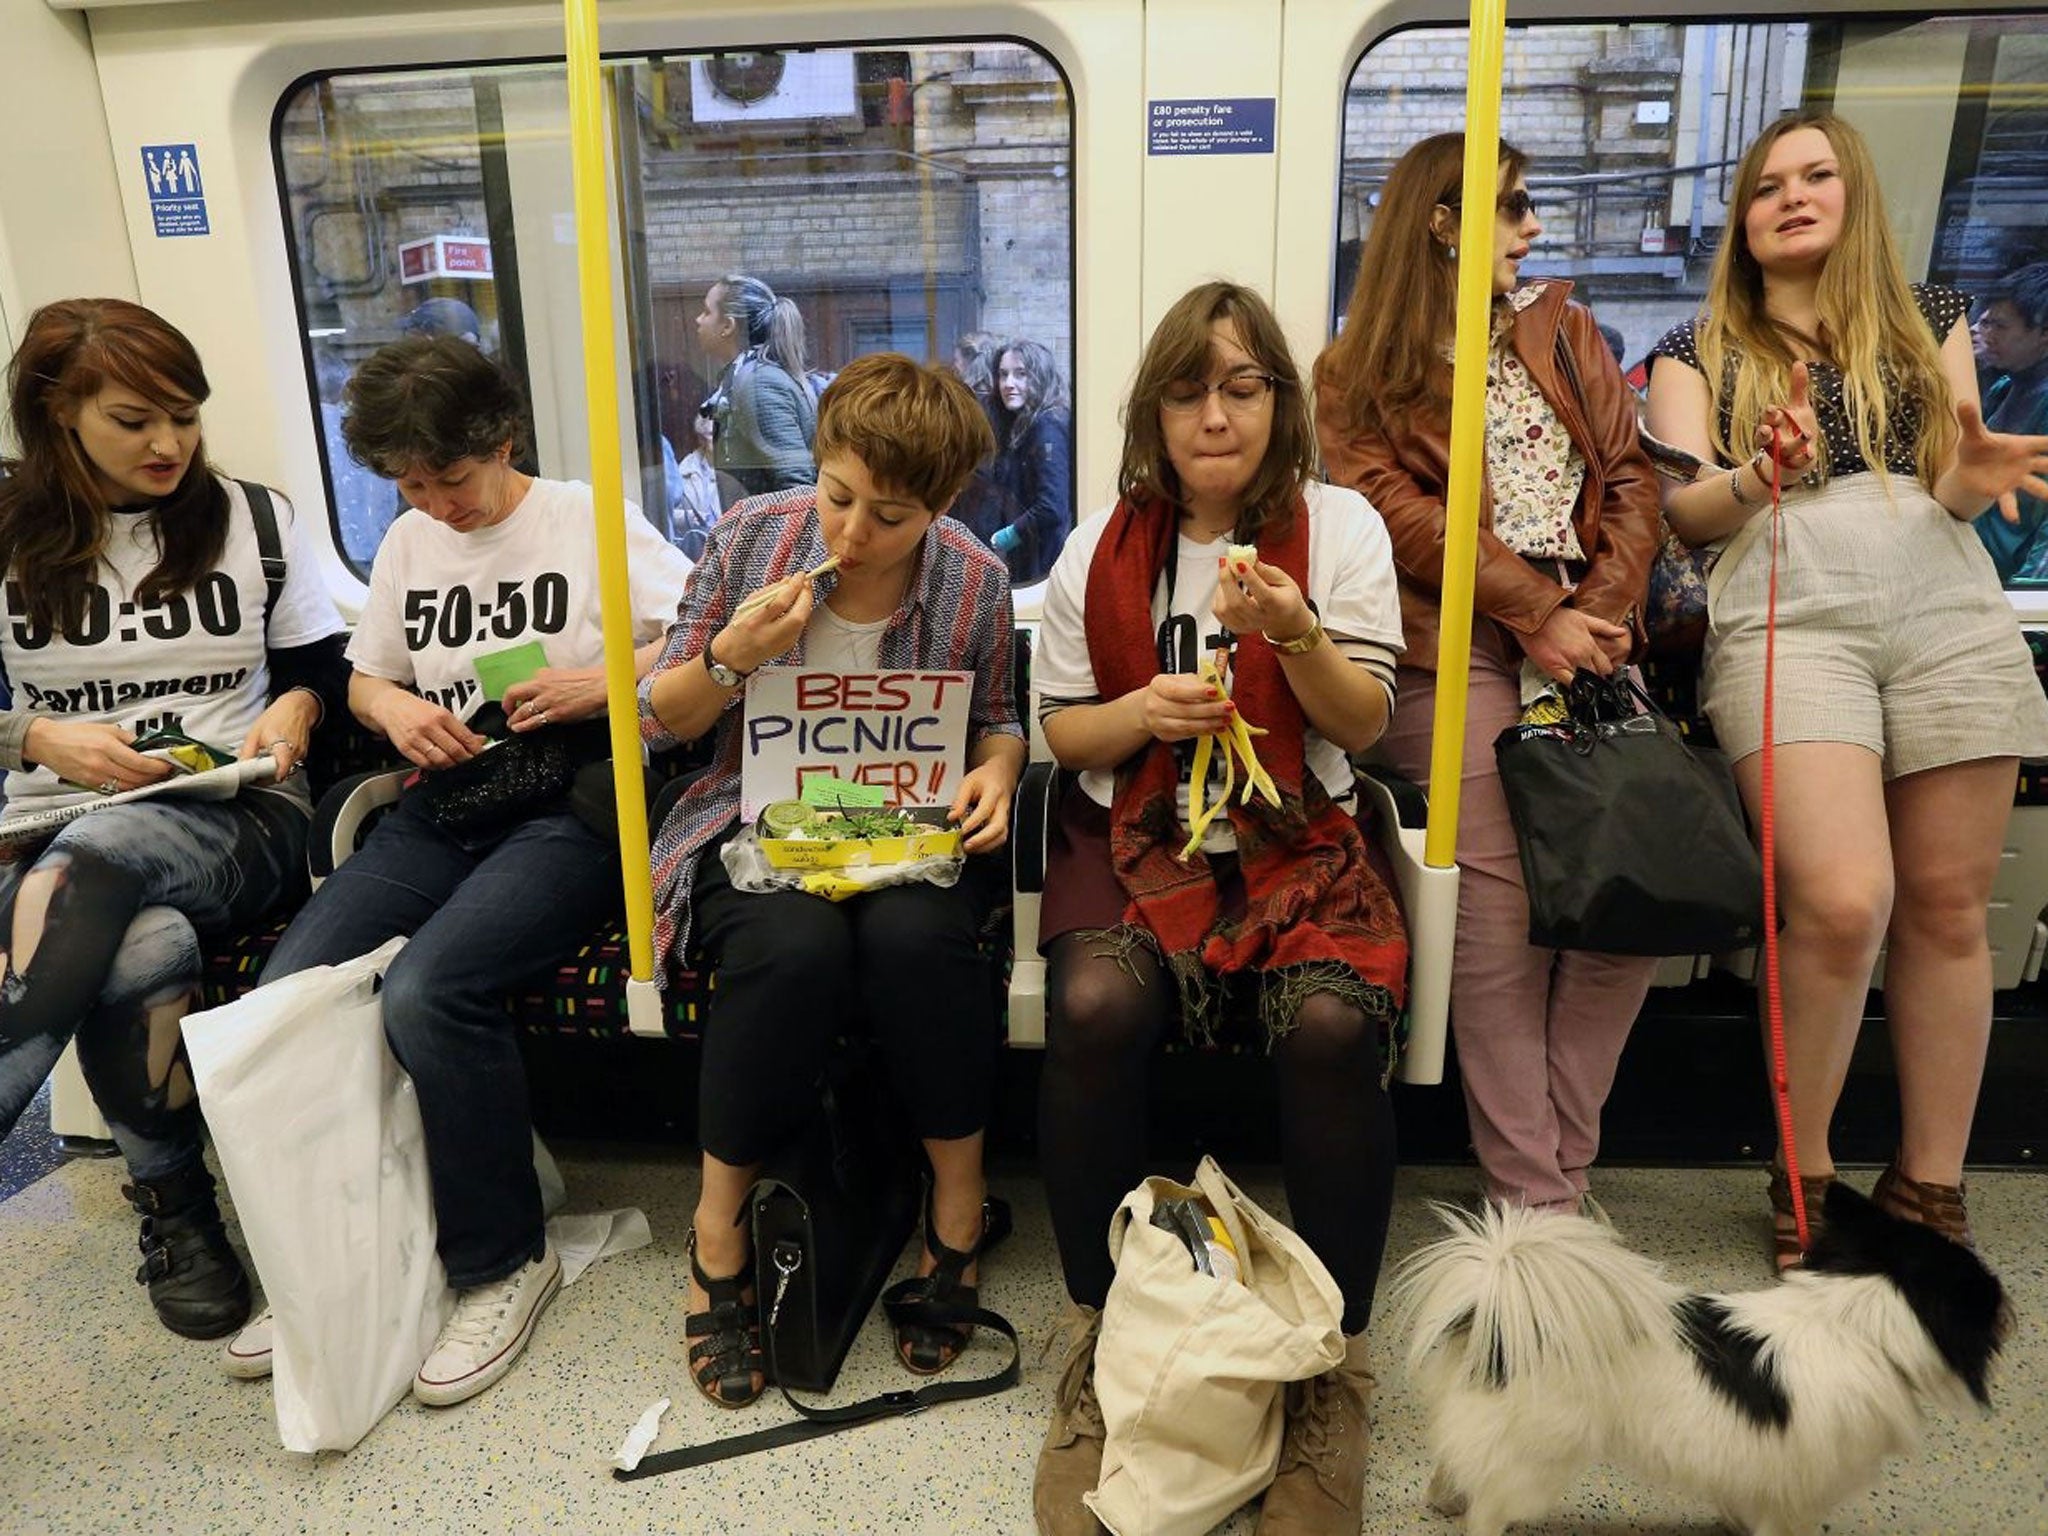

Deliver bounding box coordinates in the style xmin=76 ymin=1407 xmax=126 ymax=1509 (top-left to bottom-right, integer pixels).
xmin=1494 ymin=671 xmax=1762 ymax=956
xmin=406 ymin=703 xmax=610 ymax=838
xmin=617 ymin=1044 xmax=1019 ymax=1478
xmin=749 ymin=1043 xmax=923 ymax=1394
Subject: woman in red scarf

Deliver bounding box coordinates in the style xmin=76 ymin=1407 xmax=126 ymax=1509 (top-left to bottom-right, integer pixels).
xmin=1029 ymin=282 xmax=1408 ymax=1536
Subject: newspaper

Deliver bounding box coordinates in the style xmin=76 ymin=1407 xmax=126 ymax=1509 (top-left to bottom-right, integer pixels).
xmin=0 ymin=753 xmax=281 ymax=847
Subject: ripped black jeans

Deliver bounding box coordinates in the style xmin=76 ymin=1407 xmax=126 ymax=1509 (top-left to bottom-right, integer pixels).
xmin=0 ymin=794 xmax=305 ymax=1181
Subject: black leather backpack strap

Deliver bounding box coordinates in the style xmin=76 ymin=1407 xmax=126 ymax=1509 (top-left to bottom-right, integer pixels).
xmin=613 ymin=1239 xmax=1020 ymax=1479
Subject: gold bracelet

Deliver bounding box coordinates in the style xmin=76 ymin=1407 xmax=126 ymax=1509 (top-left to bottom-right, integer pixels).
xmin=1265 ymin=618 xmax=1325 ymax=655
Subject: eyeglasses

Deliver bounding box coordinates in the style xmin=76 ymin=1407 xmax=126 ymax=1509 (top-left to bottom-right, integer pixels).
xmin=1160 ymin=373 xmax=1278 ymax=414
xmin=1438 ymin=189 xmax=1539 ymax=222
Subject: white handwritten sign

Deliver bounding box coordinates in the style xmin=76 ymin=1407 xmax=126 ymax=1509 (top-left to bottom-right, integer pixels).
xmin=740 ymin=670 xmax=973 ymax=819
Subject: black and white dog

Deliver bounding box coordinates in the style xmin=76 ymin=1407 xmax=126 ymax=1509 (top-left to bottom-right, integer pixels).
xmin=1395 ymin=1182 xmax=2010 ymax=1536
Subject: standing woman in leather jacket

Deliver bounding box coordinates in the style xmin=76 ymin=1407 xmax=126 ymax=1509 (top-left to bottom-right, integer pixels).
xmin=696 ymin=274 xmax=817 ymax=502
xmin=1315 ymin=133 xmax=1662 ymax=1214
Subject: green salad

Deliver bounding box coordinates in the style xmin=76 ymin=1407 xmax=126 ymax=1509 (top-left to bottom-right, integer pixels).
xmin=758 ymin=801 xmax=926 ymax=841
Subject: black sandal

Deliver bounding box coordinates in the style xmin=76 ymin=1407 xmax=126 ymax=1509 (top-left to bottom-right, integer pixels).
xmin=893 ymin=1189 xmax=1013 ymax=1376
xmin=685 ymin=1228 xmax=766 ymax=1409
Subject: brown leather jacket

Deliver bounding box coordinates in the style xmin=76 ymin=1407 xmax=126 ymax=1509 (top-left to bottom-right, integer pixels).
xmin=1315 ymin=281 xmax=1660 ymax=672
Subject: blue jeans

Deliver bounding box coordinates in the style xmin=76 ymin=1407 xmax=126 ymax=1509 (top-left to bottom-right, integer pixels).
xmin=261 ymin=796 xmax=621 ymax=1287
xmin=0 ymin=794 xmax=306 ymax=1180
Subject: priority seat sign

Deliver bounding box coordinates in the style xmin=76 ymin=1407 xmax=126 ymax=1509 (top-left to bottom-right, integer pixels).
xmin=142 ymin=144 xmax=209 ymax=237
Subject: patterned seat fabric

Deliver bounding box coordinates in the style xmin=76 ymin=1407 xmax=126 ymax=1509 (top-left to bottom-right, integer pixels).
xmin=201 ymin=915 xmax=1009 ymax=1044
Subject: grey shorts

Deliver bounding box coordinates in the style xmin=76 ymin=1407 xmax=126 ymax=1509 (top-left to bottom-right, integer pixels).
xmin=1703 ymin=474 xmax=2048 ymax=779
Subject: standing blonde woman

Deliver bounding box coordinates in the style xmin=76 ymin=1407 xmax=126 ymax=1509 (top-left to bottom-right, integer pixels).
xmin=1645 ymin=111 xmax=2048 ymax=1267
xmin=1316 ymin=134 xmax=1662 ymax=1217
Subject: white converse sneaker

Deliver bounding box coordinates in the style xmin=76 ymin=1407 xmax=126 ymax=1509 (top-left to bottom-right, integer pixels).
xmin=412 ymin=1242 xmax=562 ymax=1407
xmin=222 ymin=1308 xmax=274 ymax=1380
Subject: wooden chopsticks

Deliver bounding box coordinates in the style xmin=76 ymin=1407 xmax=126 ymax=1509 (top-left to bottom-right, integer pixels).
xmin=730 ymin=555 xmax=841 ymax=622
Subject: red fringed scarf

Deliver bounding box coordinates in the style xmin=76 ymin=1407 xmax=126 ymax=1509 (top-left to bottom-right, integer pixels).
xmin=1081 ymin=493 xmax=1408 ymax=1023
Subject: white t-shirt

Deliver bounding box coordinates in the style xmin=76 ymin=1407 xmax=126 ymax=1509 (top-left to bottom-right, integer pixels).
xmin=350 ymin=478 xmax=693 ymax=715
xmin=2 ymin=477 xmax=344 ymax=810
xmin=804 ymin=605 xmax=891 ymax=672
xmin=1034 ymin=480 xmax=1404 ymax=848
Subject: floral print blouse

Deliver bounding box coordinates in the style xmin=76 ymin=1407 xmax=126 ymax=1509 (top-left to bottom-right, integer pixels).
xmin=1484 ymin=285 xmax=1587 ymax=560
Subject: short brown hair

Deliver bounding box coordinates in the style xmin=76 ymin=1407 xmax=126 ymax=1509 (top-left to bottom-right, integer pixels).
xmin=1119 ymin=282 xmax=1313 ymax=540
xmin=342 ymin=336 xmax=529 ymax=477
xmin=812 ymin=353 xmax=995 ymax=511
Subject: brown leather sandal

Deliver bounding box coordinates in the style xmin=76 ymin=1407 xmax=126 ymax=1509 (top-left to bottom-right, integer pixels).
xmin=1767 ymin=1164 xmax=1835 ymax=1273
xmin=1872 ymin=1163 xmax=1975 ymax=1250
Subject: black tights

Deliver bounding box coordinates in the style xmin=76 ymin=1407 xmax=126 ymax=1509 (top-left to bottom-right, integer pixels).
xmin=1038 ymin=934 xmax=1397 ymax=1335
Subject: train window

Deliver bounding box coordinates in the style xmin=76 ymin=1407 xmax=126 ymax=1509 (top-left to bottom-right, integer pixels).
xmin=274 ymin=44 xmax=1075 ymax=583
xmin=1337 ymin=16 xmax=2048 ymax=586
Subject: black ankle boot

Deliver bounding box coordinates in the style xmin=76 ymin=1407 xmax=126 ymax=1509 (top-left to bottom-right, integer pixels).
xmin=121 ymin=1166 xmax=251 ymax=1340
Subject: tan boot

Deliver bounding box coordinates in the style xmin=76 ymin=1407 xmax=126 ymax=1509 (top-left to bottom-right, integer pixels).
xmin=1254 ymin=1333 xmax=1374 ymax=1535
xmin=1033 ymin=1303 xmax=1109 ymax=1536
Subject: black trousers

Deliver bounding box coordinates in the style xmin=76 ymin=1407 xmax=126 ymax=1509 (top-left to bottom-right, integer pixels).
xmin=691 ymin=845 xmax=1001 ymax=1166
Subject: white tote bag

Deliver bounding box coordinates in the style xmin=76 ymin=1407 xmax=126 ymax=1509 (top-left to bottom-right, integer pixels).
xmin=182 ymin=938 xmax=452 ymax=1452
xmin=1084 ymin=1156 xmax=1345 ymax=1536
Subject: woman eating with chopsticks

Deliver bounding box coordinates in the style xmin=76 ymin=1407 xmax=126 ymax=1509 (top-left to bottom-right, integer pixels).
xmin=640 ymin=352 xmax=1026 ymax=1407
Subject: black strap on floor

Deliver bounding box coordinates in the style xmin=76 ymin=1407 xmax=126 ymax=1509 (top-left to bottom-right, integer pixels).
xmin=614 ymin=1250 xmax=1019 ymax=1479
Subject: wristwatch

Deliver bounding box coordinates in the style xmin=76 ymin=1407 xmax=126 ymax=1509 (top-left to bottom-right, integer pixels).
xmin=1265 ymin=618 xmax=1326 ymax=656
xmin=704 ymin=631 xmax=750 ymax=689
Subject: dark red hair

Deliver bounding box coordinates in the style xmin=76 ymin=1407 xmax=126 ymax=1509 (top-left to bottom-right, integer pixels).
xmin=0 ymin=298 xmax=226 ymax=636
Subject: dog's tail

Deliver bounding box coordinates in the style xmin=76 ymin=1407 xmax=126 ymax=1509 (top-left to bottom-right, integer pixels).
xmin=1392 ymin=1202 xmax=1681 ymax=1394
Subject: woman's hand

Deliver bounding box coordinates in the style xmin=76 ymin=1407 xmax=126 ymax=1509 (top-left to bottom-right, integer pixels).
xmin=1945 ymin=400 xmax=2048 ymax=525
xmin=720 ymin=573 xmax=816 ymax=674
xmin=369 ymin=690 xmax=488 ymax=769
xmin=1212 ymin=552 xmax=1314 ymax=643
xmin=1752 ymin=360 xmax=1823 ymax=478
xmin=1520 ymin=605 xmax=1629 ymax=683
xmin=949 ymin=757 xmax=1021 ymax=853
xmin=1139 ymin=672 xmax=1235 ymax=744
xmin=504 ymin=668 xmax=608 ymax=731
xmin=21 ymin=718 xmax=172 ymax=793
xmin=238 ymin=691 xmax=321 ymax=781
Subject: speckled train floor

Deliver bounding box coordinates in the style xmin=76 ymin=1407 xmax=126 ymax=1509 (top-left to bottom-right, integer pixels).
xmin=1 ymin=1128 xmax=2041 ymax=1535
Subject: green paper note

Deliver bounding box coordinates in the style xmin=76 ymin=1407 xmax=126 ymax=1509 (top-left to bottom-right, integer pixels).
xmin=473 ymin=640 xmax=549 ymax=703
xmin=800 ymin=774 xmax=887 ymax=810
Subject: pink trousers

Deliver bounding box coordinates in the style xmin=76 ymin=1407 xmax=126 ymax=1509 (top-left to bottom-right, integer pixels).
xmin=1379 ymin=622 xmax=1658 ymax=1208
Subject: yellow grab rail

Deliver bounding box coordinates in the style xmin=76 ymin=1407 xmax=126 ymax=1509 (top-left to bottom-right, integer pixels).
xmin=1422 ymin=0 xmax=1508 ymax=871
xmin=563 ymin=0 xmax=657 ymax=984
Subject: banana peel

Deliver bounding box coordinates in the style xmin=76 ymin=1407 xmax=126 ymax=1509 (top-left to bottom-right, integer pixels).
xmin=1177 ymin=657 xmax=1282 ymax=860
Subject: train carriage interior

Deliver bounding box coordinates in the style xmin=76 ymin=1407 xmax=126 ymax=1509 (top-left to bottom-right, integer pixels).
xmin=2 ymin=0 xmax=2045 ymax=1530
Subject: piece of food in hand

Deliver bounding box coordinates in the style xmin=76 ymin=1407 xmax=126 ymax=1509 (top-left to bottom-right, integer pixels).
xmin=1224 ymin=542 xmax=1258 ymax=569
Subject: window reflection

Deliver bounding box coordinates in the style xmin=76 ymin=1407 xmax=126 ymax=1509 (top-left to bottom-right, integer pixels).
xmin=277 ymin=44 xmax=1075 ymax=579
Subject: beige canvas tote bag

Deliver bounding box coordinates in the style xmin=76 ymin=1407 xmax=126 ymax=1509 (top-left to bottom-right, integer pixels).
xmin=1083 ymin=1156 xmax=1345 ymax=1536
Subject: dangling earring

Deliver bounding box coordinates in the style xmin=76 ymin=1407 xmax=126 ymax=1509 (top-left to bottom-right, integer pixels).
xmin=1447 ymin=244 xmax=1458 ymax=260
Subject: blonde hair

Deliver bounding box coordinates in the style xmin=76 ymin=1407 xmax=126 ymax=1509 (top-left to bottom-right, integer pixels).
xmin=813 ymin=353 xmax=994 ymax=511
xmin=1696 ymin=112 xmax=1954 ymax=490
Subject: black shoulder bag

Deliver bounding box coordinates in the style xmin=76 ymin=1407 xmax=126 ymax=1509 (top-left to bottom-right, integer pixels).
xmin=1494 ymin=670 xmax=1762 ymax=956
xmin=617 ymin=1043 xmax=1020 ymax=1478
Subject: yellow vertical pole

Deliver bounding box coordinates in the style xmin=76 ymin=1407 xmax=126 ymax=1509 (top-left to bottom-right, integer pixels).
xmin=1422 ymin=0 xmax=1509 ymax=870
xmin=563 ymin=0 xmax=658 ymax=987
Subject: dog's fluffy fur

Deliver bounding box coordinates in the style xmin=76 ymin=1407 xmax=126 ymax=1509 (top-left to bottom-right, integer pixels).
xmin=1394 ymin=1183 xmax=2009 ymax=1536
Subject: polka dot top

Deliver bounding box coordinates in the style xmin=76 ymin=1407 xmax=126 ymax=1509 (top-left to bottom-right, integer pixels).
xmin=1647 ymin=284 xmax=1969 ymax=476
